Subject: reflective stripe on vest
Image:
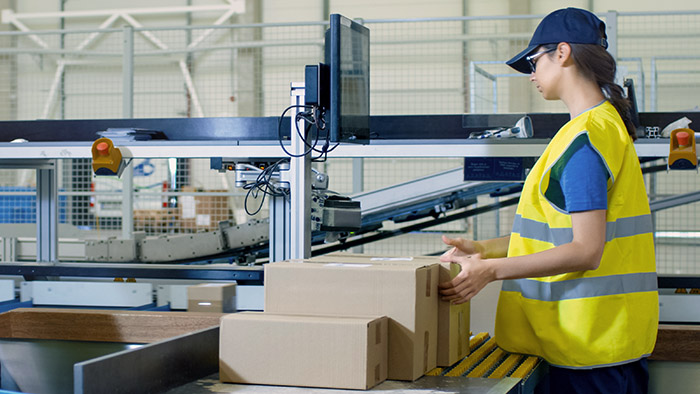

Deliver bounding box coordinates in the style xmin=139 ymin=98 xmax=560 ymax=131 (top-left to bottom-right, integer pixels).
xmin=502 ymin=272 xmax=658 ymax=302
xmin=512 ymin=213 xmax=653 ymax=246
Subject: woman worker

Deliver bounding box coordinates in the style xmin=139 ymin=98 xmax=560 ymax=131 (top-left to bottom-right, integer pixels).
xmin=439 ymin=8 xmax=658 ymax=394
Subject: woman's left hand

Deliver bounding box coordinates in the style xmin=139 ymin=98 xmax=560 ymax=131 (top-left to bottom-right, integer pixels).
xmin=438 ymin=253 xmax=494 ymax=304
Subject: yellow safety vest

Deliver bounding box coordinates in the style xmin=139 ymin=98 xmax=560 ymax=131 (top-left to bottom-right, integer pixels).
xmin=495 ymin=101 xmax=658 ymax=369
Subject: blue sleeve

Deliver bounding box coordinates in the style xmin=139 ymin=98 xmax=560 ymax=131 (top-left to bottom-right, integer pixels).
xmin=560 ymin=143 xmax=609 ymax=213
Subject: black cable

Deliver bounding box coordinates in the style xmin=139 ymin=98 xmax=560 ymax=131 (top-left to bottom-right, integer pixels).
xmin=278 ymin=104 xmax=340 ymax=163
xmin=309 ymin=107 xmax=340 ymax=162
xmin=312 ymin=137 xmax=341 ymax=163
xmin=242 ymin=159 xmax=288 ymax=216
xmin=299 ymin=108 xmax=341 ymax=161
xmin=243 ymin=171 xmax=282 ymax=215
xmin=276 ymin=103 xmax=340 ymax=164
xmin=295 ymin=112 xmax=324 ymax=154
xmin=277 ymin=105 xmax=318 ymax=158
xmin=249 ymin=103 xmax=338 ymax=216
xmin=314 ymin=106 xmax=326 ymax=131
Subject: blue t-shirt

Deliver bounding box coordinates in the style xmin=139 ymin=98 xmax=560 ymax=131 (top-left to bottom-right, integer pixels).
xmin=548 ymin=141 xmax=609 ymax=213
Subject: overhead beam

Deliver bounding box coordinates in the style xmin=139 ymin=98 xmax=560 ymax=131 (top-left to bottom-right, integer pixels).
xmin=1 ymin=4 xmax=245 ymax=22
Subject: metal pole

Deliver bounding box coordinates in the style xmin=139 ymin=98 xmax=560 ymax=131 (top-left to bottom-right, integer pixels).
xmin=36 ymin=160 xmax=58 ymax=262
xmin=269 ymin=195 xmax=289 ymax=262
xmin=123 ymin=25 xmax=134 ymax=117
xmin=492 ymin=79 xmax=498 ymax=113
xmin=604 ymin=11 xmax=618 ymax=60
xmin=122 ymin=25 xmax=134 ymax=240
xmin=469 ymin=61 xmax=476 ymax=113
xmin=462 ymin=0 xmax=469 ymax=113
xmin=60 ymin=0 xmax=66 ymax=120
xmin=290 ymin=82 xmax=311 ymax=259
xmin=352 ymin=159 xmax=364 ymax=195
xmin=352 ymin=158 xmax=364 ymax=253
xmin=650 ymin=58 xmax=657 ymax=112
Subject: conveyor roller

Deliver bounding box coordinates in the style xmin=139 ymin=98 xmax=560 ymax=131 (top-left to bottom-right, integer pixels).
xmin=428 ymin=332 xmax=541 ymax=382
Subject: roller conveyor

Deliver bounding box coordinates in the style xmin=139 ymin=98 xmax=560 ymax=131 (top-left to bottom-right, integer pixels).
xmin=428 ymin=333 xmax=543 ymax=385
xmin=164 ymin=333 xmax=546 ymax=394
xmin=0 ymin=313 xmax=543 ymax=394
xmin=4 ymin=310 xmax=697 ymax=394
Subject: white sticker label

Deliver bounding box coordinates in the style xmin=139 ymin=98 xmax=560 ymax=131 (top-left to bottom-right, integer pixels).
xmin=196 ymin=214 xmax=211 ymax=226
xmin=324 ymin=263 xmax=372 ymax=268
xmin=181 ymin=195 xmax=196 ymax=218
xmin=370 ymin=257 xmax=414 ymax=261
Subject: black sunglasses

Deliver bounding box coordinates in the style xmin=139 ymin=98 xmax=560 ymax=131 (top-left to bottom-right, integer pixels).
xmin=525 ymin=48 xmax=556 ymax=73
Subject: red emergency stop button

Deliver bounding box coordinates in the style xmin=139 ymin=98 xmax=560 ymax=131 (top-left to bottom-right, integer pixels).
xmin=677 ymin=131 xmax=690 ymax=147
xmin=96 ymin=141 xmax=110 ymax=156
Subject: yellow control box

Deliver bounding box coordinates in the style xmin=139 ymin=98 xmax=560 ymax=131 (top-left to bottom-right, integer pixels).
xmin=668 ymin=128 xmax=697 ymax=170
xmin=91 ymin=138 xmax=124 ymax=176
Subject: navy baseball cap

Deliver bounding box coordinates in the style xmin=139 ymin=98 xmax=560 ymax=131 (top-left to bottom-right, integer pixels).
xmin=506 ymin=8 xmax=608 ymax=74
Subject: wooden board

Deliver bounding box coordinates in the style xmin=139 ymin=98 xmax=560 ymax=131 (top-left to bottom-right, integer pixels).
xmin=650 ymin=324 xmax=700 ymax=362
xmin=0 ymin=308 xmax=223 ymax=343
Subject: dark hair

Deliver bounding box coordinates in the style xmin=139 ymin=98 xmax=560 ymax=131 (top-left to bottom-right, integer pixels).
xmin=541 ymin=43 xmax=637 ymax=141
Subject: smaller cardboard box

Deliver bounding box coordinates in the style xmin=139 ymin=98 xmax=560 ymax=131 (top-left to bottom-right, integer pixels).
xmin=187 ymin=283 xmax=236 ymax=313
xmin=220 ymin=312 xmax=388 ymax=390
xmin=311 ymin=253 xmax=470 ymax=367
xmin=133 ymin=209 xmax=179 ymax=233
xmin=435 ymin=261 xmax=470 ymax=366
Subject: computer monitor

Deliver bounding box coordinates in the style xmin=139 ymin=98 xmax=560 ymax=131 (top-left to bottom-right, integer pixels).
xmin=325 ymin=14 xmax=370 ymax=143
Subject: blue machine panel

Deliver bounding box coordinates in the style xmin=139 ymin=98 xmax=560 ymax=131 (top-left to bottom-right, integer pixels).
xmin=463 ymin=157 xmax=535 ymax=181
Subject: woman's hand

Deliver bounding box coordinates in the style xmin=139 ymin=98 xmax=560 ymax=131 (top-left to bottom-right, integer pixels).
xmin=439 ymin=235 xmax=491 ymax=303
xmin=440 ymin=235 xmax=483 ymax=261
xmin=438 ymin=253 xmax=495 ymax=304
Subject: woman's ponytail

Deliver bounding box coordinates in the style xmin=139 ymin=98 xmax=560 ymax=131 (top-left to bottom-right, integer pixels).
xmin=569 ymin=44 xmax=637 ymax=141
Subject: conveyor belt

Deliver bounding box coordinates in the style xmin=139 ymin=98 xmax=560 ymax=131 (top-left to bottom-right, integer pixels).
xmin=427 ymin=333 xmax=542 ymax=383
xmin=165 ymin=332 xmax=545 ymax=393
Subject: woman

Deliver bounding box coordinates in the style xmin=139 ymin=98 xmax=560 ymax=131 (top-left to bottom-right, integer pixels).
xmin=439 ymin=8 xmax=658 ymax=394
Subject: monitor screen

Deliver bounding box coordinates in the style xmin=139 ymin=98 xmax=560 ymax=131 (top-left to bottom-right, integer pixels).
xmin=325 ymin=14 xmax=370 ymax=143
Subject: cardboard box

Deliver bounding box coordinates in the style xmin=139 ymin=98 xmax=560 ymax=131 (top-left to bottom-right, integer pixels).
xmin=264 ymin=260 xmax=438 ymax=381
xmin=220 ymin=312 xmax=388 ymax=390
xmin=179 ymin=186 xmax=232 ymax=232
xmin=187 ymin=283 xmax=237 ymax=313
xmin=133 ymin=209 xmax=179 ymax=233
xmin=311 ymin=253 xmax=470 ymax=367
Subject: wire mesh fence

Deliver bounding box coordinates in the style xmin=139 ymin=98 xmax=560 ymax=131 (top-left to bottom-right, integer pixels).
xmin=1 ymin=11 xmax=699 ymax=271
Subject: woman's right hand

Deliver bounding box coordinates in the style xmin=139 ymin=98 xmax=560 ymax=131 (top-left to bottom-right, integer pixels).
xmin=440 ymin=235 xmax=483 ymax=261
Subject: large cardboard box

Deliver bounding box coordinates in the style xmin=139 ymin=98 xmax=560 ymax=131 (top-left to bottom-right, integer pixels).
xmin=311 ymin=253 xmax=470 ymax=367
xmin=264 ymin=260 xmax=439 ymax=381
xmin=220 ymin=312 xmax=388 ymax=390
xmin=187 ymin=283 xmax=237 ymax=313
